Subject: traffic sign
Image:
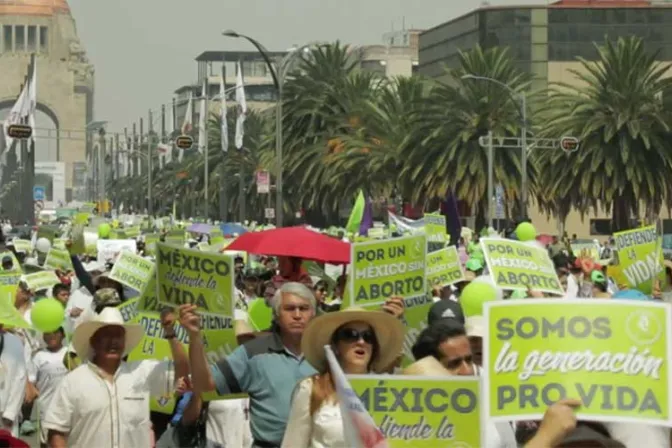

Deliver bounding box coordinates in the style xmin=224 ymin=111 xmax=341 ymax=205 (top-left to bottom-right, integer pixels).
xmin=265 ymin=208 xmax=275 ymax=219
xmin=34 ymin=200 xmax=44 ymax=212
xmin=6 ymin=124 xmax=32 ymax=140
xmin=560 ymin=136 xmax=580 ymax=153
xmin=175 ymin=135 xmax=193 ymax=150
xmin=33 ymin=186 xmax=45 ymax=201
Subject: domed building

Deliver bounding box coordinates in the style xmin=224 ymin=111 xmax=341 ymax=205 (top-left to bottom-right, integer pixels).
xmin=0 ymin=0 xmax=94 ymax=204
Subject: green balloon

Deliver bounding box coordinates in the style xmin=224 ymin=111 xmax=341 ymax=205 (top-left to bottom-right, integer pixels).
xmin=98 ymin=223 xmax=111 ymax=239
xmin=515 ymin=222 xmax=537 ymax=242
xmin=248 ymin=299 xmax=273 ymax=331
xmin=31 ymin=298 xmax=65 ymax=333
xmin=460 ymin=281 xmax=497 ymax=317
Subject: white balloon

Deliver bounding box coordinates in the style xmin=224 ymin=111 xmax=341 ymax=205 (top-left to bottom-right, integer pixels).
xmin=471 ymin=274 xmax=504 ymax=301
xmin=35 ymin=237 xmax=51 ymax=253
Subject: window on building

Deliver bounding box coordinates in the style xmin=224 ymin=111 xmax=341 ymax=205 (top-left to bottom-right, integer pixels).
xmin=3 ymin=25 xmax=12 ymax=52
xmin=14 ymin=25 xmax=26 ymax=51
xmin=14 ymin=25 xmax=24 ymax=51
xmin=39 ymin=26 xmax=48 ymax=52
xmin=27 ymin=25 xmax=36 ymax=51
xmin=360 ymin=60 xmax=386 ymax=76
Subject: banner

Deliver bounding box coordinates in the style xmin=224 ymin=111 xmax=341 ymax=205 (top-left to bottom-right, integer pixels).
xmin=152 ymin=242 xmax=235 ymax=316
xmin=426 ymin=247 xmax=464 ymax=289
xmin=44 ymin=247 xmax=74 ymax=271
xmin=109 ymin=252 xmax=154 ymax=292
xmin=484 ymin=299 xmax=672 ymax=425
xmin=349 ymin=375 xmax=481 ymax=447
xmin=480 ymin=238 xmax=563 ymax=295
xmin=613 ymin=225 xmax=663 ymax=294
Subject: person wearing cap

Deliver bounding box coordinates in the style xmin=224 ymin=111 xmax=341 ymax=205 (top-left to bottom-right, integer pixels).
xmin=427 ymin=298 xmax=465 ymax=326
xmin=42 ymin=306 xmax=190 ymax=447
xmin=590 ymin=270 xmax=610 ymax=299
xmin=282 ymin=307 xmax=404 ymax=448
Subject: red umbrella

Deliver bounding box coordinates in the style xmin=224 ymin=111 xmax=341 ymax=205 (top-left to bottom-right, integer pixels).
xmin=224 ymin=226 xmax=351 ymax=264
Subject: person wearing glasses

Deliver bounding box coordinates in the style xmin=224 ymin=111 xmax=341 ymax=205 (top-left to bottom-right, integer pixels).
xmin=411 ymin=319 xmax=517 ymax=447
xmin=281 ymin=307 xmax=404 ymax=448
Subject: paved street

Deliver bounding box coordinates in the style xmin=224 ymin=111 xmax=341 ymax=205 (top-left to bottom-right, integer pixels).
xmin=20 ymin=432 xmax=39 ymax=447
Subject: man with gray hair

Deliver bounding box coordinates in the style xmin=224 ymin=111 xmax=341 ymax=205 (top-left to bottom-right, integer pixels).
xmin=181 ymin=282 xmax=318 ymax=448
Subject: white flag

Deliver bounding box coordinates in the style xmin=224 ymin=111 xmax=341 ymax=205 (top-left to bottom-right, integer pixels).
xmin=157 ymin=143 xmax=171 ymax=170
xmin=234 ymin=61 xmax=247 ymax=150
xmin=220 ymin=74 xmax=228 ymax=152
xmin=2 ymin=78 xmax=31 ymax=164
xmin=178 ymin=93 xmax=192 ymax=163
xmin=197 ymin=80 xmax=207 ymax=154
xmin=325 ymin=346 xmax=388 ymax=448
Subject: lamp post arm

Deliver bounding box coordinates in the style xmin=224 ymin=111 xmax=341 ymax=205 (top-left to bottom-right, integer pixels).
xmin=238 ymin=34 xmax=280 ymax=90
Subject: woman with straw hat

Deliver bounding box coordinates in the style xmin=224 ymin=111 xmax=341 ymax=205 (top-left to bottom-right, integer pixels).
xmin=281 ymin=307 xmax=404 ymax=448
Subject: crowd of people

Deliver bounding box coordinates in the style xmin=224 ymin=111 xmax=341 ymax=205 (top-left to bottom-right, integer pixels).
xmin=0 ymin=217 xmax=667 ymax=448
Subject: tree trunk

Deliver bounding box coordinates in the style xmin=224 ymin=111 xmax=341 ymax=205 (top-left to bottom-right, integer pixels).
xmin=611 ymin=198 xmax=630 ymax=233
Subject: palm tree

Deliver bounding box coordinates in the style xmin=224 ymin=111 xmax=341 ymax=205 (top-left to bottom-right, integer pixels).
xmin=269 ymin=42 xmax=383 ymax=223
xmin=402 ymin=45 xmax=534 ymax=226
xmin=536 ymin=36 xmax=672 ymax=232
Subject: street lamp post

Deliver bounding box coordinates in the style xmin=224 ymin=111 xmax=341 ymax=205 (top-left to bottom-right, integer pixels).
xmin=222 ymin=30 xmax=318 ymax=226
xmin=460 ymin=74 xmax=528 ymax=219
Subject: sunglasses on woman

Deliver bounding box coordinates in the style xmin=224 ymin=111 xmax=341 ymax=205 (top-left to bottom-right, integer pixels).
xmin=335 ymin=327 xmax=377 ymax=345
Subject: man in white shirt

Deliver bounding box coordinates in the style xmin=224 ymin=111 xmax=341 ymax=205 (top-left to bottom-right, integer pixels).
xmin=0 ymin=326 xmax=27 ymax=438
xmin=28 ymin=327 xmax=68 ymax=447
xmin=42 ymin=306 xmax=190 ymax=447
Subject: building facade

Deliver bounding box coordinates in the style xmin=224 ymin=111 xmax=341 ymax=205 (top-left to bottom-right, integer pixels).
xmin=0 ymin=0 xmax=94 ymax=202
xmin=418 ymin=0 xmax=672 ymax=237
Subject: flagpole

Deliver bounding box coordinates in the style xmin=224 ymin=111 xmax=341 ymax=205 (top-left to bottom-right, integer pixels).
xmin=204 ymin=76 xmax=210 ymax=220
xmin=148 ymin=109 xmax=153 ymax=217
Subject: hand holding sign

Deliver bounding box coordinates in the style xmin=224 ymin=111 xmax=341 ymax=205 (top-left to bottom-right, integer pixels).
xmin=178 ymin=303 xmax=201 ymax=334
xmin=525 ymin=399 xmax=581 ymax=448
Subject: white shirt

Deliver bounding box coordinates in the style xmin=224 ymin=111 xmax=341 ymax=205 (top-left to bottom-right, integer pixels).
xmin=206 ymin=398 xmax=252 ymax=448
xmin=0 ymin=332 xmax=27 ymax=436
xmin=29 ymin=347 xmax=68 ymax=420
xmin=42 ymin=359 xmax=174 ymax=448
xmin=281 ymin=377 xmax=349 ymax=448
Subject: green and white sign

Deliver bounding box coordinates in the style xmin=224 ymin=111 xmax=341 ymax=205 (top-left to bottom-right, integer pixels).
xmin=109 ymin=252 xmax=154 ymax=292
xmin=484 ymin=299 xmax=672 ymax=425
xmin=613 ymin=225 xmax=664 ymax=294
xmin=426 ymin=247 xmax=464 ymax=289
xmin=349 ymin=375 xmax=482 ymax=447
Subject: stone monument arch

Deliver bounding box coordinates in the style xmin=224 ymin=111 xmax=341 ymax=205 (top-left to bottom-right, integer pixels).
xmin=0 ymin=0 xmax=94 ymax=202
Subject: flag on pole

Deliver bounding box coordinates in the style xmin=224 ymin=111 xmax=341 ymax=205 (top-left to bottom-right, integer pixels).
xmin=157 ymin=143 xmax=171 ymax=170
xmin=165 ymin=101 xmax=174 ymax=165
xmin=234 ymin=61 xmax=247 ymax=150
xmin=179 ymin=92 xmax=193 ymax=163
xmin=1 ymin=75 xmax=31 ymax=164
xmin=197 ymin=80 xmax=207 ymax=154
xmin=220 ymin=74 xmax=228 ymax=152
xmin=27 ymin=60 xmax=37 ymax=146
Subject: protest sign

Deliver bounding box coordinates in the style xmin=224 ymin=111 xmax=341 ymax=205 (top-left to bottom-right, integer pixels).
xmin=12 ymin=239 xmax=31 ymax=253
xmin=23 ymin=271 xmax=60 ymax=292
xmin=348 ymin=234 xmax=427 ymax=307
xmin=96 ymin=239 xmax=137 ymax=263
xmin=613 ymin=225 xmax=664 ymax=294
xmin=349 ymin=375 xmax=481 ymax=447
xmin=44 ymin=248 xmax=74 ymax=271
xmin=480 ymin=238 xmax=563 ymax=295
xmin=571 ymin=242 xmax=600 ymax=260
xmin=484 ymin=299 xmax=672 ymax=425
xmin=424 ymin=213 xmax=447 ymax=253
xmin=165 ymin=230 xmax=185 ymax=246
xmin=426 ymin=247 xmax=464 ymax=289
xmin=153 ymin=242 xmax=234 ymax=316
xmin=109 ymin=252 xmax=154 ymax=292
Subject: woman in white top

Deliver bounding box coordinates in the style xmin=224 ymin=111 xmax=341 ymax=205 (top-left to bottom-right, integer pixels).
xmin=281 ymin=307 xmax=404 ymax=448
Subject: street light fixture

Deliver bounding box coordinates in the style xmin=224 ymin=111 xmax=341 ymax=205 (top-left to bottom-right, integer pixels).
xmin=223 ymin=30 xmax=320 ymax=227
xmin=460 ymin=74 xmax=528 ymax=223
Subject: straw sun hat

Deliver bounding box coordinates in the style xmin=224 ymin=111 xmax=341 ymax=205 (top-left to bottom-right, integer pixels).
xmin=402 ymin=356 xmax=451 ymax=376
xmin=302 ymin=307 xmax=405 ymax=373
xmin=72 ymin=307 xmax=144 ymax=361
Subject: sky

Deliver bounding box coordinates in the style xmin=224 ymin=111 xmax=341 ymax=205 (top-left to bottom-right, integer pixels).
xmin=66 ymin=0 xmax=543 ymax=132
